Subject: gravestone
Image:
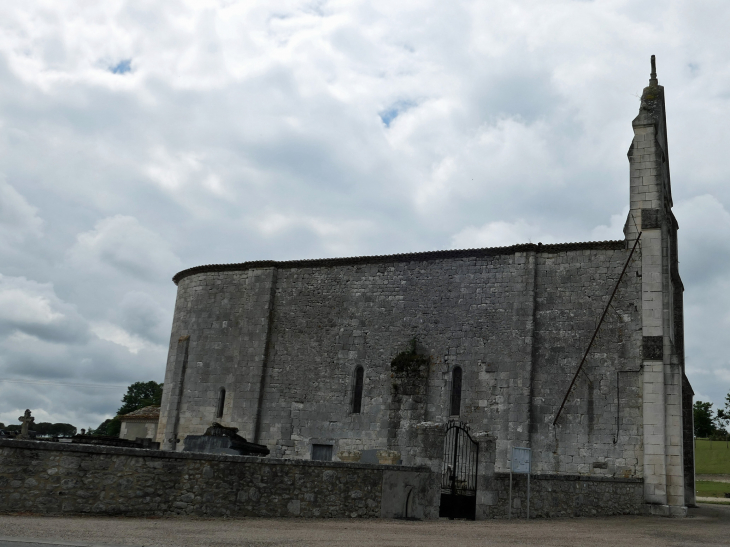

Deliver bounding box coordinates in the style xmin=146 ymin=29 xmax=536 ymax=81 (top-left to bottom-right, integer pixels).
xmin=17 ymin=409 xmax=34 ymax=439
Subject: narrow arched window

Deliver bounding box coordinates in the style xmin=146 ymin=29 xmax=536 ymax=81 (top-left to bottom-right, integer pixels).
xmin=450 ymin=367 xmax=462 ymax=416
xmin=216 ymin=388 xmax=226 ymax=418
xmin=352 ymin=366 xmax=364 ymax=414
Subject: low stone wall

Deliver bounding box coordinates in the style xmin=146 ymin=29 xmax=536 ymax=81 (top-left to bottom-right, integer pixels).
xmin=0 ymin=440 xmax=439 ymax=519
xmin=478 ymin=472 xmax=645 ymax=519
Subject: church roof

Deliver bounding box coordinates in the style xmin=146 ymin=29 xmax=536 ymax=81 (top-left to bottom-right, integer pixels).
xmin=173 ymin=240 xmax=626 ymax=285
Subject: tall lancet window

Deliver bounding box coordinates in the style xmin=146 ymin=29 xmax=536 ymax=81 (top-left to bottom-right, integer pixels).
xmin=450 ymin=367 xmax=462 ymax=416
xmin=216 ymin=388 xmax=226 ymax=419
xmin=353 ymin=366 xmax=364 ymax=414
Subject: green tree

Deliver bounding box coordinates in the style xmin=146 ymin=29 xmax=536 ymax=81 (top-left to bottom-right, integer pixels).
xmin=714 ymin=391 xmax=730 ymax=442
xmin=117 ymin=381 xmax=163 ymax=415
xmin=694 ymin=401 xmax=716 ymax=438
xmin=32 ymin=422 xmax=77 ymax=437
xmin=92 ymin=380 xmax=162 ymax=436
xmin=91 ymin=417 xmax=121 ymax=437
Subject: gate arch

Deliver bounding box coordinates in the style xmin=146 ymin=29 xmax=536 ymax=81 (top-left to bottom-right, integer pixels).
xmin=439 ymin=420 xmax=479 ymax=520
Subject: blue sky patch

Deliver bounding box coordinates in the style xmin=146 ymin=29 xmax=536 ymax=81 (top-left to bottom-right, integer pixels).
xmin=110 ymin=59 xmax=132 ymax=74
xmin=379 ymin=101 xmax=415 ymax=127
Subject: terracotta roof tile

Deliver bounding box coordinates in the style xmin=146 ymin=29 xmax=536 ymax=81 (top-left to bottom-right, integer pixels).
xmin=120 ymin=405 xmax=160 ymax=421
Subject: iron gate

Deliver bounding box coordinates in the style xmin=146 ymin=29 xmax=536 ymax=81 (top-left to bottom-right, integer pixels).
xmin=439 ymin=420 xmax=478 ymax=519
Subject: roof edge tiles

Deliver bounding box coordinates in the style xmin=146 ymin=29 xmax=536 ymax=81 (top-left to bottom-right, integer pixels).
xmin=119 ymin=405 xmax=160 ymax=421
xmin=172 ymin=240 xmax=627 ymax=285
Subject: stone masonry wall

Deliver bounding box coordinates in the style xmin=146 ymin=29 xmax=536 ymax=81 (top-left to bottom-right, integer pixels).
xmin=0 ymin=440 xmax=439 ymax=519
xmin=160 ymin=242 xmax=643 ymax=483
xmin=158 ymin=267 xmax=277 ymax=449
xmin=263 ymin=252 xmax=537 ymax=464
xmin=482 ymin=473 xmax=645 ymax=519
xmin=529 ymin=245 xmax=644 ymax=477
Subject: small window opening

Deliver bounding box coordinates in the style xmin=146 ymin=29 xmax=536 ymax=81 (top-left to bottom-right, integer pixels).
xmin=353 ymin=366 xmax=364 ymax=414
xmin=216 ymin=388 xmax=226 ymax=418
xmin=311 ymin=444 xmax=333 ymax=461
xmin=450 ymin=367 xmax=462 ymax=416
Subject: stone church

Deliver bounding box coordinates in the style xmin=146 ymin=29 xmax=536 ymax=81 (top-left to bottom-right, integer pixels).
xmin=157 ymin=59 xmax=694 ymax=518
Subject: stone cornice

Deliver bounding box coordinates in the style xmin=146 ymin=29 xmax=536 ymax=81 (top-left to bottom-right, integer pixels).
xmin=173 ymin=240 xmax=626 ymax=285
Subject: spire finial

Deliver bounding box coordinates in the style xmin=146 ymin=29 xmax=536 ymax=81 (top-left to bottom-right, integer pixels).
xmin=650 ymin=55 xmax=658 ymax=85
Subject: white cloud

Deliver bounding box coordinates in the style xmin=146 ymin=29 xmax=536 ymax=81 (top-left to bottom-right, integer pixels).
xmin=451 ymin=219 xmax=557 ymax=249
xmin=591 ymin=207 xmax=629 ymax=242
xmin=675 ymin=194 xmax=730 ymax=285
xmin=116 ymin=290 xmax=170 ymax=345
xmin=66 ymin=215 xmax=181 ymax=282
xmin=256 ymin=213 xmax=377 ymax=256
xmin=90 ymin=321 xmax=157 ymax=355
xmin=0 ymin=286 xmax=62 ymax=325
xmin=1 ymin=0 xmax=730 ymax=425
xmin=0 ymin=275 xmax=88 ymax=344
xmin=0 ymin=179 xmax=43 ymax=247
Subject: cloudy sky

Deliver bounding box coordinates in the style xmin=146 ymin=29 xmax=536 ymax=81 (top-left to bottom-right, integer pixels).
xmin=1 ymin=0 xmax=730 ymax=430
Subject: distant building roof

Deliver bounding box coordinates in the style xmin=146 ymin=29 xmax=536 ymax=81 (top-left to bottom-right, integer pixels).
xmin=119 ymin=405 xmax=160 ymax=422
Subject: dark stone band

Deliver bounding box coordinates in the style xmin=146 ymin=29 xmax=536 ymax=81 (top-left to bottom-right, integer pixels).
xmin=643 ymin=336 xmax=663 ymax=360
xmin=641 ymin=209 xmax=661 ymax=230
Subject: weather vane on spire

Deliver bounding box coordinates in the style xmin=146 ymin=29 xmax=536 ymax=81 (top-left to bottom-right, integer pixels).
xmin=650 ymin=55 xmax=658 ymax=85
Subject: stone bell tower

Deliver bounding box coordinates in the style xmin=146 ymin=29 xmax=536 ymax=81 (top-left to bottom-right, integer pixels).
xmin=625 ymin=56 xmax=692 ymax=516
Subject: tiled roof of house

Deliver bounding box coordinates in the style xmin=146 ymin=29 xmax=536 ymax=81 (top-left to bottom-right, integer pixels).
xmin=120 ymin=405 xmax=160 ymax=422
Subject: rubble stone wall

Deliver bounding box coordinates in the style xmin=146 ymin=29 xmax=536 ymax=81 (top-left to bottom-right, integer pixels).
xmin=0 ymin=440 xmax=439 ymax=519
xmin=481 ymin=473 xmax=645 ymax=519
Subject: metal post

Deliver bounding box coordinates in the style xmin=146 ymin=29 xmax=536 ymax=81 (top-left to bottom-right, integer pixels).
xmin=508 ymin=470 xmax=512 ymax=519
xmin=451 ymin=428 xmax=459 ymax=495
xmin=527 ymin=472 xmax=530 ymax=520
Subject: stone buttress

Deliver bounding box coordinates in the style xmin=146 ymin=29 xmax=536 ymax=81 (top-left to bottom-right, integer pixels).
xmin=624 ymin=57 xmax=693 ymax=516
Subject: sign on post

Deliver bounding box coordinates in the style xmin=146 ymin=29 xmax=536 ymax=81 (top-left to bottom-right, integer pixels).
xmin=509 ymin=447 xmax=531 ymax=519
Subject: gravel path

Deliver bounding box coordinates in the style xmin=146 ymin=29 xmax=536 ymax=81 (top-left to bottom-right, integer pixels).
xmin=696 ymin=497 xmax=730 ymax=504
xmin=1 ymin=505 xmax=729 ymax=547
xmin=696 ymin=474 xmax=730 ymax=483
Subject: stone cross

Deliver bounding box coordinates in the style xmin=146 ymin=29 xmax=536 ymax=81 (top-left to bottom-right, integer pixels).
xmin=17 ymin=409 xmax=34 ymax=439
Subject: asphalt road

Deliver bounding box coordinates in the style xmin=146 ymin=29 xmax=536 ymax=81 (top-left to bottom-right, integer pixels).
xmin=1 ymin=504 xmax=729 ymax=547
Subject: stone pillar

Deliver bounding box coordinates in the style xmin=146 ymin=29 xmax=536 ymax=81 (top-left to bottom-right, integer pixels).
xmin=248 ymin=267 xmax=278 ymax=444
xmin=627 ymin=59 xmax=687 ymax=516
xmin=474 ymin=432 xmax=497 ymax=520
xmin=640 ymin=222 xmax=668 ymax=507
xmin=412 ymin=422 xmax=446 ymax=473
xmin=682 ymin=375 xmax=696 ymax=507
xmin=665 ymin=362 xmax=686 ymax=516
xmin=160 ymin=335 xmax=190 ymax=451
xmin=498 ymin=250 xmax=536 ymax=471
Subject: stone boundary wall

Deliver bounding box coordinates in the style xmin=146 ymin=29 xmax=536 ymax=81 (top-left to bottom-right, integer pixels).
xmin=479 ymin=472 xmax=645 ymax=519
xmin=0 ymin=440 xmax=439 ymax=519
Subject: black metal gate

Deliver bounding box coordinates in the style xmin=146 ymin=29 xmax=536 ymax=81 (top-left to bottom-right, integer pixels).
xmin=439 ymin=420 xmax=479 ymax=520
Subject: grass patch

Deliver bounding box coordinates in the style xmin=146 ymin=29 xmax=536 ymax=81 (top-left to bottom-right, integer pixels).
xmin=696 ymin=481 xmax=730 ymax=498
xmin=695 ymin=439 xmax=730 ymax=474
